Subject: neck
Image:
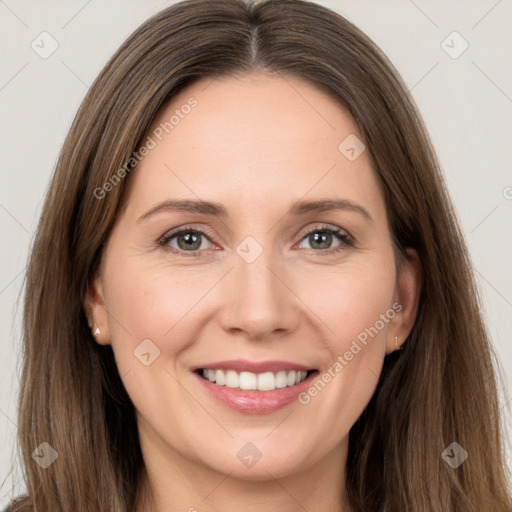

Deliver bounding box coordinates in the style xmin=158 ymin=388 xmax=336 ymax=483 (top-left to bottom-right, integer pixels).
xmin=134 ymin=423 xmax=353 ymax=512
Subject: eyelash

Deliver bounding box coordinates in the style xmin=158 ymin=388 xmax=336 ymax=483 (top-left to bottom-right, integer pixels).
xmin=158 ymin=224 xmax=355 ymax=258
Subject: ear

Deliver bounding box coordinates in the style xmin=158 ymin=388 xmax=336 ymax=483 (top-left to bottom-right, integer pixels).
xmin=84 ymin=267 xmax=111 ymax=346
xmin=385 ymin=247 xmax=422 ymax=354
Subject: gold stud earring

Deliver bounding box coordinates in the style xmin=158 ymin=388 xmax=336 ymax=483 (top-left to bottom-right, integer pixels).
xmin=395 ymin=336 xmax=401 ymax=351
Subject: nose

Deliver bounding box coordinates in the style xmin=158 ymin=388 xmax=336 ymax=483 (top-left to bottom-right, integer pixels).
xmin=219 ymin=245 xmax=301 ymax=341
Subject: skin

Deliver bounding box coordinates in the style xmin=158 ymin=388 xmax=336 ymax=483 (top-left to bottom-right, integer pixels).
xmin=85 ymin=72 xmax=421 ymax=512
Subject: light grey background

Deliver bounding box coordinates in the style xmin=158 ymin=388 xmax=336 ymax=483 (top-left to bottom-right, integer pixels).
xmin=1 ymin=0 xmax=511 ymax=505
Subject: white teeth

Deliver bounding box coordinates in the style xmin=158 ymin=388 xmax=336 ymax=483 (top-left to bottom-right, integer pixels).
xmin=258 ymin=372 xmax=275 ymax=391
xmin=200 ymin=368 xmax=310 ymax=391
xmin=239 ymin=371 xmax=257 ymax=390
xmin=275 ymin=371 xmax=288 ymax=389
xmin=215 ymin=369 xmax=225 ymax=385
xmin=225 ymin=370 xmax=239 ymax=388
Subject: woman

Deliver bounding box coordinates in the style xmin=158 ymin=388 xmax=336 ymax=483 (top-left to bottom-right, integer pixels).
xmin=5 ymin=0 xmax=511 ymax=510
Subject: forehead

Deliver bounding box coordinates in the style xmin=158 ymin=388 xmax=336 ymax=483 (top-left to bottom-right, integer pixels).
xmin=123 ymin=72 xmax=383 ymax=219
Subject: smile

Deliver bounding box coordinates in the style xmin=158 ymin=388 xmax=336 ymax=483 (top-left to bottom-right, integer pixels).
xmin=191 ymin=360 xmax=319 ymax=415
xmin=197 ymin=368 xmax=313 ymax=391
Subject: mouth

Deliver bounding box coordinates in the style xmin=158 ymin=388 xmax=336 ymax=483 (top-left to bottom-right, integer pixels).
xmin=191 ymin=360 xmax=319 ymax=415
xmin=194 ymin=368 xmax=317 ymax=392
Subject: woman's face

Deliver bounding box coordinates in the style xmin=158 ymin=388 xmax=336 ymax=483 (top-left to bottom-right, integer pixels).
xmin=87 ymin=72 xmax=419 ymax=481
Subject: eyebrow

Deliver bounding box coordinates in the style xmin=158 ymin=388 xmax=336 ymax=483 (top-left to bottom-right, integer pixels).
xmin=137 ymin=198 xmax=373 ymax=224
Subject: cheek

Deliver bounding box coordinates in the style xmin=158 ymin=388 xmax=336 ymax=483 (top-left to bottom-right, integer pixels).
xmin=293 ymin=258 xmax=396 ymax=432
xmin=104 ymin=263 xmax=203 ymax=352
xmin=298 ymin=255 xmax=397 ymax=346
xmin=104 ymin=246 xmax=397 ymax=365
xmin=101 ymin=263 xmax=205 ymax=420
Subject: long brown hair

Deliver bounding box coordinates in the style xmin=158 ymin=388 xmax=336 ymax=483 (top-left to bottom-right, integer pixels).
xmin=5 ymin=0 xmax=511 ymax=510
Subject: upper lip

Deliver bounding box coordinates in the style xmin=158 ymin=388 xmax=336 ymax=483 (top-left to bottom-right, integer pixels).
xmin=191 ymin=359 xmax=316 ymax=373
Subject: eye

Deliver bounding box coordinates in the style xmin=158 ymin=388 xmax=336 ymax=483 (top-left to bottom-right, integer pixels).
xmin=158 ymin=224 xmax=354 ymax=257
xmin=159 ymin=227 xmax=213 ymax=256
xmin=297 ymin=225 xmax=354 ymax=253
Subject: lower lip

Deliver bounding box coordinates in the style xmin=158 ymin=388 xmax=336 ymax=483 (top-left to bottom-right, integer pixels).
xmin=193 ymin=371 xmax=318 ymax=415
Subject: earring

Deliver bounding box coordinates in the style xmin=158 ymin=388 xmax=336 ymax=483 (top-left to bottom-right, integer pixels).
xmin=395 ymin=336 xmax=401 ymax=351
xmin=93 ymin=327 xmax=101 ymax=337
